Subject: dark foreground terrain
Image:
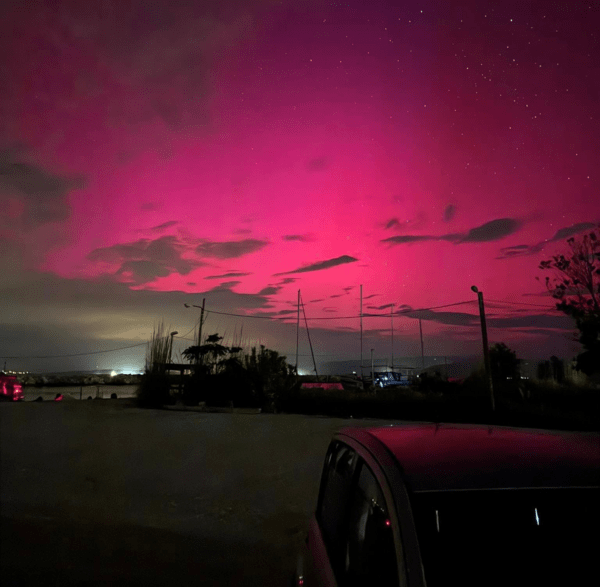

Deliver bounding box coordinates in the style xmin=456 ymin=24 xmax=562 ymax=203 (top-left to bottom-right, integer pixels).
xmin=0 ymin=400 xmax=400 ymax=586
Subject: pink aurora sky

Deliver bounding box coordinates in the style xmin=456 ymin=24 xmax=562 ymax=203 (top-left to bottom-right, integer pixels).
xmin=0 ymin=0 xmax=598 ymax=372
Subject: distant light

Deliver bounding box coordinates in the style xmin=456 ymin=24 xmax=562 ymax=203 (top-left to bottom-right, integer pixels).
xmin=110 ymin=370 xmax=117 ymax=377
xmin=535 ymin=508 xmax=540 ymax=526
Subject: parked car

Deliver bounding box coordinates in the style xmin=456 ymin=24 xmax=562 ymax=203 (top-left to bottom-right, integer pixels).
xmin=293 ymin=423 xmax=600 ymax=586
xmin=0 ymin=373 xmax=24 ymax=401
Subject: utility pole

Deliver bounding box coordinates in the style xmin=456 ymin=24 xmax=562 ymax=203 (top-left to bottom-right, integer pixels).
xmin=390 ymin=304 xmax=394 ymax=372
xmin=300 ymin=294 xmax=318 ymax=380
xmin=360 ymin=285 xmax=363 ymax=380
xmin=169 ymin=331 xmax=178 ymax=364
xmin=471 ymin=286 xmax=495 ymax=411
xmin=197 ymin=299 xmax=206 ymax=346
xmin=370 ymin=348 xmax=374 ymax=383
xmin=295 ymin=289 xmax=300 ymax=376
xmin=419 ymin=318 xmax=425 ymax=373
xmin=197 ymin=298 xmax=206 ymax=368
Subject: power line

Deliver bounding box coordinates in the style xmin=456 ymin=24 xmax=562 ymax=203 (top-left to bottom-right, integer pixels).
xmin=0 ymin=342 xmax=148 ymax=360
xmin=188 ymin=300 xmax=475 ymax=321
xmin=486 ymin=298 xmax=563 ymax=310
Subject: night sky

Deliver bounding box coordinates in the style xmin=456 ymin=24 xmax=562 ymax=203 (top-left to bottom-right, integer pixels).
xmin=1 ymin=0 xmax=598 ymax=373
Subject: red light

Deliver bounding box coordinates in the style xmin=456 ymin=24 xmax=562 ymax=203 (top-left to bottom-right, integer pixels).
xmin=385 ymin=519 xmax=391 ymax=526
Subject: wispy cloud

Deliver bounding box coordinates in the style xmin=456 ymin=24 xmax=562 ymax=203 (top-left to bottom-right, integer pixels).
xmin=275 ymin=255 xmax=358 ymax=275
xmin=282 ymin=234 xmax=313 ymax=242
xmin=204 ymin=271 xmax=251 ymax=280
xmin=149 ymin=220 xmax=178 ymax=232
xmin=443 ymin=204 xmax=457 ymax=222
xmin=196 ymin=238 xmax=269 ymax=259
xmin=461 ymin=218 xmax=522 ymax=242
xmin=382 ymin=217 xmax=522 ymax=247
xmin=87 ymin=235 xmax=204 ymax=284
xmin=497 ymin=222 xmax=598 ymax=259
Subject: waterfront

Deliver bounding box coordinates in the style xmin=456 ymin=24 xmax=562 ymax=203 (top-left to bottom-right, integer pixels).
xmin=22 ymin=385 xmax=138 ymax=401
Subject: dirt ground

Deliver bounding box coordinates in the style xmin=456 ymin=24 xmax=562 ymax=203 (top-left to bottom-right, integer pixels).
xmin=0 ymin=400 xmax=402 ymax=585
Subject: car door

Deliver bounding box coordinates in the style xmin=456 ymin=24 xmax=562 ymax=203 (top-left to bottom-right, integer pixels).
xmin=312 ymin=440 xmax=405 ymax=587
xmin=341 ymin=458 xmax=401 ymax=587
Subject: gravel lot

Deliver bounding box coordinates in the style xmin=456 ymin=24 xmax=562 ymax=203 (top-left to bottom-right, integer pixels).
xmin=0 ymin=400 xmax=403 ymax=586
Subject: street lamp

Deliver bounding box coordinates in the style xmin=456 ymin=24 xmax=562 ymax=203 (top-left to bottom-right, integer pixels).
xmin=169 ymin=331 xmax=178 ymax=365
xmin=471 ymin=286 xmax=495 ymax=411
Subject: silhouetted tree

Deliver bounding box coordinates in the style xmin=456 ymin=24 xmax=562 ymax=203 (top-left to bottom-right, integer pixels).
xmin=182 ymin=333 xmax=242 ymax=374
xmin=539 ymin=228 xmax=600 ymax=376
xmin=489 ymin=343 xmax=520 ymax=380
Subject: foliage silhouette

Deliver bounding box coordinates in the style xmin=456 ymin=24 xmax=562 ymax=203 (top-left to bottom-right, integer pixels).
xmin=539 ymin=228 xmax=600 ymax=377
xmin=489 ymin=343 xmax=520 ymax=381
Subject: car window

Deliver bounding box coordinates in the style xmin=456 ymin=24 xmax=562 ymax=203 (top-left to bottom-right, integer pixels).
xmin=342 ymin=461 xmax=399 ymax=587
xmin=411 ymin=488 xmax=600 ymax=587
xmin=318 ymin=442 xmax=358 ymax=576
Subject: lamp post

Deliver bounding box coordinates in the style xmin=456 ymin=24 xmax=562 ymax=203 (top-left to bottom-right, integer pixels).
xmin=169 ymin=331 xmax=178 ymax=365
xmin=471 ymin=286 xmax=495 ymax=411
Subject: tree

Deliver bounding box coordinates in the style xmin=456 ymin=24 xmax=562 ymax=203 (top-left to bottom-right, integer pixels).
xmin=539 ymin=228 xmax=600 ymax=377
xmin=489 ymin=343 xmax=520 ymax=380
xmin=182 ymin=333 xmax=242 ymax=374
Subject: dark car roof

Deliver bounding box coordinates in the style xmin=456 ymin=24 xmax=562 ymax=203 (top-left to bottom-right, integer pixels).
xmin=341 ymin=423 xmax=600 ymax=492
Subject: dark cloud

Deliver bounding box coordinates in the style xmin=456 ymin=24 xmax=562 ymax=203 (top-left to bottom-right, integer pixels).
xmin=258 ymin=286 xmax=280 ymax=296
xmin=209 ymin=281 xmax=243 ymax=291
xmin=363 ymin=294 xmax=379 ymax=300
xmin=150 ymin=220 xmax=178 ymax=231
xmin=306 ymin=157 xmax=328 ymax=171
xmin=116 ymin=260 xmax=172 ymax=284
xmin=400 ymin=306 xmax=573 ymax=331
xmin=275 ymin=255 xmax=358 ymax=275
xmin=382 ymin=235 xmax=435 ymax=245
xmin=382 ymin=218 xmax=522 ymax=247
xmin=460 ymin=218 xmax=521 ymax=242
xmin=549 ymin=222 xmax=597 ymax=242
xmin=385 ymin=218 xmax=399 ymax=230
xmin=196 ymin=238 xmax=269 ymax=259
xmin=88 ymin=235 xmax=203 ymax=284
xmin=277 ymin=277 xmax=297 ymax=285
xmin=282 ymin=234 xmax=313 ymax=242
xmin=496 ymin=222 xmax=598 ymax=259
xmin=0 ymin=149 xmax=84 ymax=228
xmin=330 ymin=294 xmax=342 ymax=298
xmin=443 ymin=204 xmax=457 ymax=222
xmin=368 ymin=304 xmax=394 ymax=310
xmin=204 ymin=272 xmax=251 ymax=280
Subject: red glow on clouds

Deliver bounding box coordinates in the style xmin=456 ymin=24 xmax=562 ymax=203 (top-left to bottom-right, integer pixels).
xmin=0 ymin=1 xmax=598 ymax=369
